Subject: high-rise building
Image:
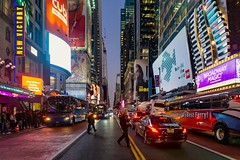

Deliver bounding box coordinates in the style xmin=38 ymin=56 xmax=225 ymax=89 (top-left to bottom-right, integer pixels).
xmin=66 ymin=0 xmax=93 ymax=102
xmin=0 ymin=0 xmax=50 ymax=113
xmin=153 ymin=0 xmax=240 ymax=99
xmin=120 ymin=0 xmax=135 ymax=101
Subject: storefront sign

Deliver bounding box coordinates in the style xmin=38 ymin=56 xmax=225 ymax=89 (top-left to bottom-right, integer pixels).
xmin=14 ymin=6 xmax=25 ymax=56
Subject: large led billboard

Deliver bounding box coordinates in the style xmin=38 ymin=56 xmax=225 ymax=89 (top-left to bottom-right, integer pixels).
xmin=196 ymin=58 xmax=240 ymax=92
xmin=49 ymin=33 xmax=71 ymax=72
xmin=68 ymin=0 xmax=86 ymax=48
xmin=46 ymin=0 xmax=69 ymax=43
xmin=153 ymin=27 xmax=193 ymax=93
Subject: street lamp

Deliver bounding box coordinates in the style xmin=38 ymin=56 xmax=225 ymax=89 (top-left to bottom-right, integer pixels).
xmin=4 ymin=59 xmax=16 ymax=81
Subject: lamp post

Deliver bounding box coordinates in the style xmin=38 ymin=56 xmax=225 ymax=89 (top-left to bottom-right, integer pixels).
xmin=4 ymin=59 xmax=16 ymax=81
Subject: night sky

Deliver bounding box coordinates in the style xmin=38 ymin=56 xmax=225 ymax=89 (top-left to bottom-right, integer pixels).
xmin=102 ymin=0 xmax=124 ymax=107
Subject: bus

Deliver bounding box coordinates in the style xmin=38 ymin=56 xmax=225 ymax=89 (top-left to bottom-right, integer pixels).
xmin=44 ymin=95 xmax=88 ymax=127
xmin=93 ymin=103 xmax=108 ymax=119
xmin=165 ymin=89 xmax=240 ymax=144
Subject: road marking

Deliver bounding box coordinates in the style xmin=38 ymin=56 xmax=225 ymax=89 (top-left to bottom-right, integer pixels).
xmin=129 ymin=135 xmax=146 ymax=160
xmin=187 ymin=140 xmax=237 ymax=160
xmin=115 ymin=116 xmax=146 ymax=160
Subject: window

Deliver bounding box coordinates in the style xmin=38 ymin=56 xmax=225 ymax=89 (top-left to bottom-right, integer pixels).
xmin=5 ymin=27 xmax=10 ymax=42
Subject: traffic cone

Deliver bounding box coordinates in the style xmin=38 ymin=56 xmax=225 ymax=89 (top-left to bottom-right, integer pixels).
xmin=15 ymin=125 xmax=20 ymax=133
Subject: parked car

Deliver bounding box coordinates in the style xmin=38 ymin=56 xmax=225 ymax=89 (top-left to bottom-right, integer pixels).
xmin=212 ymin=105 xmax=240 ymax=144
xmin=135 ymin=114 xmax=187 ymax=146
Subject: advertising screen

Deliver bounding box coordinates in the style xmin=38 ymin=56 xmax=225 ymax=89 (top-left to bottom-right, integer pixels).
xmin=49 ymin=33 xmax=71 ymax=72
xmin=22 ymin=76 xmax=43 ymax=95
xmin=152 ymin=26 xmax=193 ymax=93
xmin=45 ymin=0 xmax=69 ymax=43
xmin=196 ymin=58 xmax=240 ymax=92
xmin=68 ymin=0 xmax=86 ymax=48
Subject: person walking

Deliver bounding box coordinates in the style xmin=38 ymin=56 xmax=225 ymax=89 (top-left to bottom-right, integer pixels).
xmin=117 ymin=110 xmax=130 ymax=147
xmin=1 ymin=112 xmax=11 ymax=134
xmin=87 ymin=111 xmax=97 ymax=134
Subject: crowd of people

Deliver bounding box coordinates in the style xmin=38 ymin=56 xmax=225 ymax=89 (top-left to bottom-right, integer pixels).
xmin=0 ymin=110 xmax=45 ymax=135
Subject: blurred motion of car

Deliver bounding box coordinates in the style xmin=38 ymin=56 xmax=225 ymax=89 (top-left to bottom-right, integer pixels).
xmin=135 ymin=114 xmax=187 ymax=146
xmin=93 ymin=104 xmax=109 ymax=119
xmin=129 ymin=111 xmax=147 ymax=129
xmin=212 ymin=105 xmax=240 ymax=144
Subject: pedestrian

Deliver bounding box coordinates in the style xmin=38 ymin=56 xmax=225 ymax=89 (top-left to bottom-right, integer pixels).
xmin=87 ymin=111 xmax=97 ymax=134
xmin=117 ymin=110 xmax=130 ymax=147
xmin=1 ymin=112 xmax=11 ymax=134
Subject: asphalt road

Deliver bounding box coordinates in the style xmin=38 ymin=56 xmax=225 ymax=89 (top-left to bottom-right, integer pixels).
xmin=0 ymin=116 xmax=239 ymax=160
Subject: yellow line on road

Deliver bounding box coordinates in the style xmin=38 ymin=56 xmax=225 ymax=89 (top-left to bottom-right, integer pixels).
xmin=129 ymin=135 xmax=146 ymax=160
xmin=114 ymin=116 xmax=146 ymax=160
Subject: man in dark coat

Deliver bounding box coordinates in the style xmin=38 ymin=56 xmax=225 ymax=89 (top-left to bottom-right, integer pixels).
xmin=87 ymin=111 xmax=97 ymax=134
xmin=117 ymin=111 xmax=130 ymax=147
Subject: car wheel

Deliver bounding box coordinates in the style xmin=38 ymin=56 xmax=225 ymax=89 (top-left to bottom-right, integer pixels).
xmin=144 ymin=132 xmax=151 ymax=144
xmin=214 ymin=124 xmax=229 ymax=144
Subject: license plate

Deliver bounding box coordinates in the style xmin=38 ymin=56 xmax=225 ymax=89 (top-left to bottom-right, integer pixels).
xmin=167 ymin=128 xmax=174 ymax=133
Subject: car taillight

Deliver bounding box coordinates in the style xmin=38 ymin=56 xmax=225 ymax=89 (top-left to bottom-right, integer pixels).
xmin=134 ymin=115 xmax=140 ymax=119
xmin=182 ymin=128 xmax=187 ymax=134
xmin=210 ymin=115 xmax=217 ymax=123
xmin=150 ymin=127 xmax=159 ymax=134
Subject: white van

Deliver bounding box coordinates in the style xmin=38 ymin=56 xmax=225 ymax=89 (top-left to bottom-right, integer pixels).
xmin=150 ymin=99 xmax=166 ymax=115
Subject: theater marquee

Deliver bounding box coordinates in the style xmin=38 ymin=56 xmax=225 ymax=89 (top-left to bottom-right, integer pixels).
xmin=14 ymin=6 xmax=25 ymax=57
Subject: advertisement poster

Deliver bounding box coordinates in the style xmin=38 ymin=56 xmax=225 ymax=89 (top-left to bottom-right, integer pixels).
xmin=67 ymin=50 xmax=90 ymax=83
xmin=68 ymin=0 xmax=86 ymax=48
xmin=134 ymin=59 xmax=148 ymax=101
xmin=45 ymin=0 xmax=69 ymax=43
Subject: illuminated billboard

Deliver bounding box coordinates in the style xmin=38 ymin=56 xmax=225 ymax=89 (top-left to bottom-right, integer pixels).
xmin=196 ymin=58 xmax=240 ymax=92
xmin=14 ymin=6 xmax=25 ymax=57
xmin=49 ymin=33 xmax=71 ymax=72
xmin=134 ymin=59 xmax=148 ymax=101
xmin=153 ymin=26 xmax=193 ymax=93
xmin=46 ymin=0 xmax=69 ymax=43
xmin=68 ymin=0 xmax=86 ymax=48
xmin=67 ymin=49 xmax=90 ymax=83
xmin=22 ymin=76 xmax=43 ymax=95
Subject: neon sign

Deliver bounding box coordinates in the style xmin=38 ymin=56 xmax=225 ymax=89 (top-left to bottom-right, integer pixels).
xmin=14 ymin=6 xmax=25 ymax=57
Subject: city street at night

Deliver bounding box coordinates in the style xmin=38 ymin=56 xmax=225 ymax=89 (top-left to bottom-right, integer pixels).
xmin=0 ymin=116 xmax=239 ymax=160
xmin=1 ymin=0 xmax=240 ymax=159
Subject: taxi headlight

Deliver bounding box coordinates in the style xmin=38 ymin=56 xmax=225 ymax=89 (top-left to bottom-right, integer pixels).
xmin=93 ymin=114 xmax=97 ymax=119
xmin=45 ymin=117 xmax=51 ymax=121
xmin=64 ymin=117 xmax=70 ymax=121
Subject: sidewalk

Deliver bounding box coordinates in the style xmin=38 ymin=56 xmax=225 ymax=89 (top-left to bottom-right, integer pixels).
xmin=0 ymin=126 xmax=45 ymax=140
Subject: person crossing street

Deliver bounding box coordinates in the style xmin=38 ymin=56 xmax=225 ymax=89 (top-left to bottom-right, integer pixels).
xmin=117 ymin=110 xmax=130 ymax=147
xmin=87 ymin=111 xmax=97 ymax=134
